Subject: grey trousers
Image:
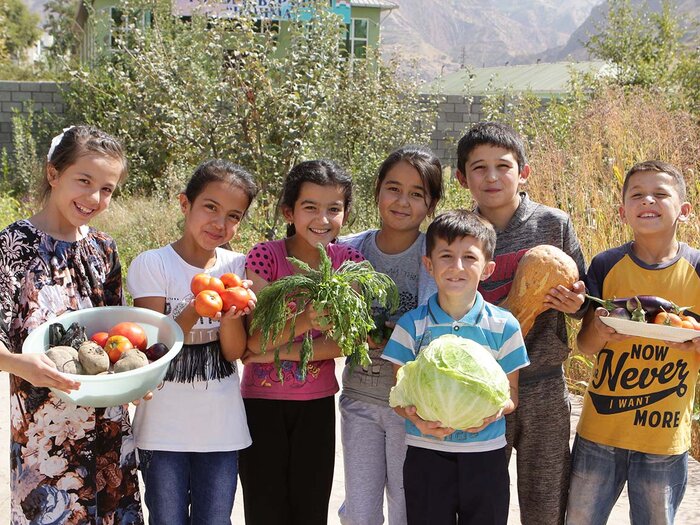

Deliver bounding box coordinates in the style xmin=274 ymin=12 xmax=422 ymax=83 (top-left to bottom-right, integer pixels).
xmin=338 ymin=395 xmax=408 ymax=525
xmin=506 ymin=373 xmax=572 ymax=525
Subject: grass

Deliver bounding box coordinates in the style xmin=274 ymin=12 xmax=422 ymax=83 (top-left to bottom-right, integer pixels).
xmin=1 ymin=86 xmax=699 ymax=459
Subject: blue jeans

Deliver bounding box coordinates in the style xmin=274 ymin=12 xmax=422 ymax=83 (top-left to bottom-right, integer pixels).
xmin=566 ymin=435 xmax=687 ymax=525
xmin=138 ymin=449 xmax=239 ymax=525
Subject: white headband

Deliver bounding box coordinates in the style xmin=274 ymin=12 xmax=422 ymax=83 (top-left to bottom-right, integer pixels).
xmin=46 ymin=126 xmax=76 ymax=162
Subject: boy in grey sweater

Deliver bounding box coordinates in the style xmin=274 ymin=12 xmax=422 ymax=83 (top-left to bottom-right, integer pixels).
xmin=455 ymin=122 xmax=586 ymax=525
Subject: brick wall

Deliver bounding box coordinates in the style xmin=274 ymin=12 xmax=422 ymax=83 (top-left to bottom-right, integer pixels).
xmin=0 ymin=81 xmax=67 ymax=154
xmin=425 ymin=94 xmax=486 ymax=171
xmin=0 ymin=81 xmax=483 ymax=173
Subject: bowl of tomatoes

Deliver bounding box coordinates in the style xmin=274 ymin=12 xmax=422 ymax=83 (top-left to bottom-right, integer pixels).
xmin=22 ymin=306 xmax=184 ymax=407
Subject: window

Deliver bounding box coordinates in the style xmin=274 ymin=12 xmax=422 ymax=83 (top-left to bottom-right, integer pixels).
xmin=344 ymin=18 xmax=368 ymax=59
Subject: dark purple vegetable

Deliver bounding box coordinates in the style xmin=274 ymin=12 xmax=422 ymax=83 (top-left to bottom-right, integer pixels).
xmin=608 ymin=307 xmax=632 ymax=320
xmin=145 ymin=342 xmax=169 ymax=361
xmin=624 ymin=295 xmax=691 ymax=318
xmin=627 ymin=297 xmax=647 ymax=322
xmin=585 ymin=295 xmax=629 ymax=311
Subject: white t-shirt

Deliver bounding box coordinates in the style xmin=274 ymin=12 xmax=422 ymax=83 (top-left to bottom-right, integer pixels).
xmin=126 ymin=245 xmax=252 ymax=452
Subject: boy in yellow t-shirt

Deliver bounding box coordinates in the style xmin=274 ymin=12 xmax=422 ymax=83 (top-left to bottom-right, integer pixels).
xmin=567 ymin=160 xmax=700 ymax=525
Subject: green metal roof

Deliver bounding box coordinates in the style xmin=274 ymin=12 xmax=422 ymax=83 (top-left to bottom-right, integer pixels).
xmin=350 ymin=0 xmax=398 ymax=10
xmin=426 ymin=61 xmax=613 ymax=96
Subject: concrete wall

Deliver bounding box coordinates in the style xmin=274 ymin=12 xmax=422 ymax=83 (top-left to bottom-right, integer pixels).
xmin=426 ymin=94 xmax=487 ymax=171
xmin=0 ymin=81 xmax=66 ymax=154
xmin=0 ymin=81 xmax=485 ymax=173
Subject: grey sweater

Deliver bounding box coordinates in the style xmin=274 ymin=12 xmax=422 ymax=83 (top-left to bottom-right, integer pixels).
xmin=478 ymin=193 xmax=586 ymax=383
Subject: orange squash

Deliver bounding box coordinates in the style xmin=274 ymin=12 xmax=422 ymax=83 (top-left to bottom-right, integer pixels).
xmin=499 ymin=245 xmax=579 ymax=337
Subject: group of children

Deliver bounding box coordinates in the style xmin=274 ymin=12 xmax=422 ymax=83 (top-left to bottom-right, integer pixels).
xmin=0 ymin=121 xmax=697 ymax=525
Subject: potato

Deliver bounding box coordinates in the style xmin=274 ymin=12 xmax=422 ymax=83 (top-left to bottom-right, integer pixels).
xmin=113 ymin=349 xmax=149 ymax=373
xmin=46 ymin=346 xmax=83 ymax=375
xmin=78 ymin=341 xmax=110 ymax=375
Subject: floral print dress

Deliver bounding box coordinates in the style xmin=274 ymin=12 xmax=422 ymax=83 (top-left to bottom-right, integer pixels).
xmin=0 ymin=220 xmax=143 ymax=525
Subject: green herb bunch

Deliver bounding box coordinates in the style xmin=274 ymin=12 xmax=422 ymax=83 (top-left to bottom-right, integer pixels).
xmin=249 ymin=244 xmax=399 ymax=380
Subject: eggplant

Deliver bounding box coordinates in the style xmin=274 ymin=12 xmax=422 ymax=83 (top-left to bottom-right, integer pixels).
xmin=585 ymin=295 xmax=629 ymax=311
xmin=608 ymin=307 xmax=632 ymax=320
xmin=624 ymin=295 xmax=691 ymax=318
xmin=627 ymin=297 xmax=647 ymax=322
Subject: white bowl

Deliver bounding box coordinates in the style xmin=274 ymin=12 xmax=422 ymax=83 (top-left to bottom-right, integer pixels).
xmin=22 ymin=306 xmax=183 ymax=407
xmin=600 ymin=316 xmax=700 ymax=343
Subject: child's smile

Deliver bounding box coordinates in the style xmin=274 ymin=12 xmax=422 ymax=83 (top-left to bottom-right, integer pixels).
xmin=283 ymin=182 xmax=347 ymax=250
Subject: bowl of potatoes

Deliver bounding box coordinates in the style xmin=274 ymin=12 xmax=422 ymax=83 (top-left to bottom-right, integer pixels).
xmin=22 ymin=306 xmax=183 ymax=408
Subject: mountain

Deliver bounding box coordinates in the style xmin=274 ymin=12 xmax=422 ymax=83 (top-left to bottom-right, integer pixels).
xmin=534 ymin=0 xmax=700 ymax=63
xmin=380 ymin=0 xmax=602 ymax=80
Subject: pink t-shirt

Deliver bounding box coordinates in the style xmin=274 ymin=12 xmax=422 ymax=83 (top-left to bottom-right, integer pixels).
xmin=242 ymin=239 xmax=364 ymax=400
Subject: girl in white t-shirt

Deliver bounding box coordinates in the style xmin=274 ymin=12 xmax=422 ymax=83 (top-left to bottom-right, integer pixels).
xmin=126 ymin=159 xmax=258 ymax=525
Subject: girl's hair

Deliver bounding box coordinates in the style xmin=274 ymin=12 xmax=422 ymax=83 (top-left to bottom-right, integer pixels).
xmin=184 ymin=159 xmax=258 ymax=211
xmin=279 ymin=159 xmax=353 ymax=237
xmin=41 ymin=125 xmax=127 ymax=203
xmin=375 ymin=145 xmax=443 ymax=213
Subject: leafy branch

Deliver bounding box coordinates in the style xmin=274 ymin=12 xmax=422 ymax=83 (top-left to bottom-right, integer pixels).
xmin=250 ymin=244 xmax=398 ymax=380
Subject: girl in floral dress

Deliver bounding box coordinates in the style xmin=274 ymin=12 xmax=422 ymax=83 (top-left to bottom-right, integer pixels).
xmin=0 ymin=126 xmax=143 ymax=524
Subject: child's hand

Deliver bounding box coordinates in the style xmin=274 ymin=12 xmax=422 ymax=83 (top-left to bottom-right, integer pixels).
xmin=218 ymin=294 xmax=257 ymax=322
xmin=544 ymin=280 xmax=586 ymax=314
xmin=306 ymin=304 xmax=332 ymax=332
xmin=131 ymin=390 xmax=154 ymax=405
xmin=404 ymin=405 xmax=455 ymax=439
xmin=241 ymin=349 xmax=274 ymax=365
xmin=367 ymin=320 xmax=395 ymax=349
xmin=592 ymin=308 xmax=630 ymax=342
xmin=665 ymin=337 xmax=700 ymax=353
xmin=12 ymin=353 xmax=81 ymax=393
xmin=464 ymin=399 xmax=514 ymax=433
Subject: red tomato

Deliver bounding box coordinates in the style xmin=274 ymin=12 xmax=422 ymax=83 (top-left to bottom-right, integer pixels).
xmin=109 ymin=322 xmax=148 ymax=350
xmin=220 ymin=286 xmax=252 ymax=312
xmin=220 ymin=273 xmax=243 ymax=289
xmin=191 ymin=273 xmax=225 ymax=296
xmin=90 ymin=331 xmax=109 ymax=348
xmin=105 ymin=335 xmax=133 ymax=363
xmin=195 ymin=290 xmax=223 ymax=318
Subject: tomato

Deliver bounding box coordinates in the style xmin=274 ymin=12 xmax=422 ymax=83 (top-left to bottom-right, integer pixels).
xmin=105 ymin=335 xmax=133 ymax=363
xmin=680 ymin=315 xmax=700 ymax=331
xmin=653 ymin=311 xmax=683 ymax=328
xmin=195 ymin=290 xmax=223 ymax=318
xmin=220 ymin=273 xmax=243 ymax=289
xmin=190 ymin=273 xmax=225 ymax=296
xmin=109 ymin=322 xmax=148 ymax=350
xmin=220 ymin=286 xmax=253 ymax=312
xmin=90 ymin=331 xmax=109 ymax=348
xmin=680 ymin=320 xmax=695 ymax=330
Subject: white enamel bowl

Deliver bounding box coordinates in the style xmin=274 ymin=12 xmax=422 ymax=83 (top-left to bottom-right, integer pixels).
xmin=22 ymin=306 xmax=183 ymax=407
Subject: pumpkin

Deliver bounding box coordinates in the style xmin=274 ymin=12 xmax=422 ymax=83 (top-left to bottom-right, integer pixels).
xmin=499 ymin=245 xmax=579 ymax=337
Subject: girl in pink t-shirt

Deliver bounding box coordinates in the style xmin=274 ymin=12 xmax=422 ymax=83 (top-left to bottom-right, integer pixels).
xmin=239 ymin=159 xmax=363 ymax=525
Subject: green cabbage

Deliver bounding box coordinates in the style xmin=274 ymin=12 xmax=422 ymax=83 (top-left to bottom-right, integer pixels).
xmin=389 ymin=334 xmax=510 ymax=430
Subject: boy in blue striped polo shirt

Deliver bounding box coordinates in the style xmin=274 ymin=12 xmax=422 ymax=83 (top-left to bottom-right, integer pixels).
xmin=382 ymin=209 xmax=529 ymax=525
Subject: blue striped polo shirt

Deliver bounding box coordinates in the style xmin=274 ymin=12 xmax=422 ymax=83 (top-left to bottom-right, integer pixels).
xmin=382 ymin=292 xmax=529 ymax=453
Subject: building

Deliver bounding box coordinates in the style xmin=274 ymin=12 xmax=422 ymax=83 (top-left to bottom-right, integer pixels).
xmin=424 ymin=61 xmax=615 ymax=167
xmin=426 ymin=61 xmax=613 ymax=98
xmin=76 ymin=0 xmax=397 ymax=62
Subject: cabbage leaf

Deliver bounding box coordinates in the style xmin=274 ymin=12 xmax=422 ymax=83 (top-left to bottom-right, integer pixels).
xmin=389 ymin=334 xmax=510 ymax=430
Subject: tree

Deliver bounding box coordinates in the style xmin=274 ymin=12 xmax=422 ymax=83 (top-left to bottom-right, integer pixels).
xmin=65 ymin=0 xmax=435 ymax=236
xmin=43 ymin=0 xmax=81 ymax=65
xmin=0 ymin=0 xmax=41 ymax=61
xmin=588 ymin=1 xmax=697 ymax=90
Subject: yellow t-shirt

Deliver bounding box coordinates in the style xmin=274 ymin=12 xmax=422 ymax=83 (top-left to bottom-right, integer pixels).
xmin=578 ymin=242 xmax=700 ymax=455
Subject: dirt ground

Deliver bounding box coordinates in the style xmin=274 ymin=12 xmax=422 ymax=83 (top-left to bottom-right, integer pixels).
xmin=1 ymin=365 xmax=699 ymax=524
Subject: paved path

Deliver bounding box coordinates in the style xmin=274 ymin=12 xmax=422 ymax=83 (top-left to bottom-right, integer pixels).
xmin=1 ymin=366 xmax=699 ymax=523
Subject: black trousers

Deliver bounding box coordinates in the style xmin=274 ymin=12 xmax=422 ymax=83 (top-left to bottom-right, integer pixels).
xmin=404 ymin=445 xmax=510 ymax=525
xmin=238 ymin=396 xmax=336 ymax=525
